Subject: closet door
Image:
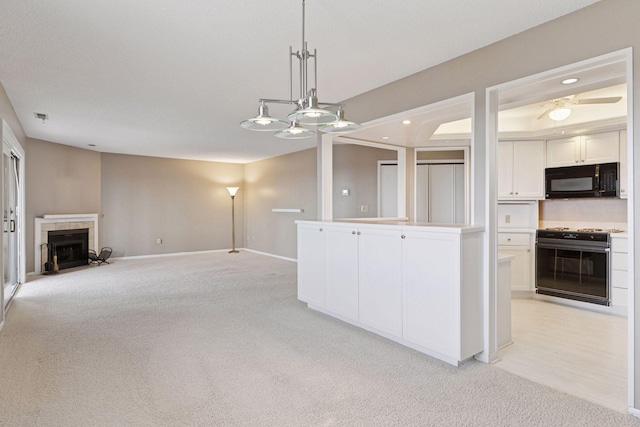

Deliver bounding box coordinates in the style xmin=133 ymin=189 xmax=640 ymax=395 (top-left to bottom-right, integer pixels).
xmin=2 ymin=148 xmax=19 ymax=307
xmin=428 ymin=165 xmax=456 ymax=223
xmin=415 ymin=164 xmax=429 ymax=222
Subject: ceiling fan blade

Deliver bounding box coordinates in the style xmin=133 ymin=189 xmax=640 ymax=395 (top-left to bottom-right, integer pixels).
xmin=537 ymin=107 xmax=554 ymax=120
xmin=574 ymin=96 xmax=622 ymax=105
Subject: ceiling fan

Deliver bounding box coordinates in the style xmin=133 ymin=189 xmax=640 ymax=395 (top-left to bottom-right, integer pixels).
xmin=537 ymin=94 xmax=622 ymax=121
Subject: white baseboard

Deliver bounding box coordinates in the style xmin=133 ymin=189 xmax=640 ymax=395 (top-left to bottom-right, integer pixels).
xmin=243 ymin=248 xmax=297 ymax=263
xmin=628 ymin=406 xmax=640 ymax=418
xmin=0 ymin=319 xmax=4 ymax=332
xmin=113 ymin=248 xmax=239 ymax=261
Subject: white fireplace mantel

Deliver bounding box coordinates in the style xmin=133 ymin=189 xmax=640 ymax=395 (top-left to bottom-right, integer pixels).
xmin=34 ymin=214 xmax=99 ymax=274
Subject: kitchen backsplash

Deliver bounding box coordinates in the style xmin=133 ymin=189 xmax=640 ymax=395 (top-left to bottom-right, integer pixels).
xmin=539 ymin=198 xmax=627 ymax=230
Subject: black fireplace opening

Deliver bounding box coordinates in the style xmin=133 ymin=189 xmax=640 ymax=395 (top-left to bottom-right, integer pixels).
xmin=47 ymin=228 xmax=89 ymax=270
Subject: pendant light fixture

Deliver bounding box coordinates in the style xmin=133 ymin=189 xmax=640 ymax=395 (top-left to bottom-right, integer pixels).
xmin=240 ymin=0 xmax=360 ymax=139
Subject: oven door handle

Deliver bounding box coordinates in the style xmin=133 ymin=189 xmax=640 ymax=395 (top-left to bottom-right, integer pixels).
xmin=536 ymin=243 xmax=610 ymax=253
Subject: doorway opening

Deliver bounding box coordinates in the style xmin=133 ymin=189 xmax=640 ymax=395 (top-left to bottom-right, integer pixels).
xmin=486 ymin=49 xmax=633 ymax=412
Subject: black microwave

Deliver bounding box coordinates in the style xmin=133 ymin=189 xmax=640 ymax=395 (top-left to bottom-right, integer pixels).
xmin=545 ymin=162 xmax=619 ymax=199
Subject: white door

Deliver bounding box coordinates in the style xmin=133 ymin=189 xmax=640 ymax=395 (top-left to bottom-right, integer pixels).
xmin=403 ymin=230 xmax=459 ymax=357
xmin=3 ymin=148 xmax=19 ymax=307
xmin=297 ymin=224 xmax=326 ymax=307
xmin=324 ymin=225 xmax=359 ymax=321
xmin=417 ymin=163 xmax=465 ymax=223
xmin=378 ymin=163 xmax=398 ymax=217
xmin=358 ymin=227 xmax=402 ymax=336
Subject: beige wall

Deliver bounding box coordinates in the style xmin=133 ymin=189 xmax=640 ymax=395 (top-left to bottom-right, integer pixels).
xmin=244 ymin=148 xmax=317 ymax=259
xmin=101 ymin=153 xmax=243 ymax=258
xmin=25 ymin=138 xmax=101 ymax=272
xmin=333 ymin=144 xmax=397 ymax=218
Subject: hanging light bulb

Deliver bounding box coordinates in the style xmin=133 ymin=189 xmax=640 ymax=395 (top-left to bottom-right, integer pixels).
xmin=287 ymin=90 xmax=338 ymax=125
xmin=319 ymin=108 xmax=362 ymax=133
xmin=240 ymin=102 xmax=289 ymax=131
xmin=274 ymin=120 xmax=316 ymax=139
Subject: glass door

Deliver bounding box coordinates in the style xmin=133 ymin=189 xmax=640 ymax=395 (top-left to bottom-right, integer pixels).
xmin=3 ymin=148 xmax=19 ymax=307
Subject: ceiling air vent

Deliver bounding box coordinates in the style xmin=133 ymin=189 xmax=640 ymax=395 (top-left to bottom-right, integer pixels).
xmin=34 ymin=112 xmax=48 ymax=123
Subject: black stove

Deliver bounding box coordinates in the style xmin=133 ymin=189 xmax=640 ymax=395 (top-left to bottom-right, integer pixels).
xmin=535 ymin=227 xmax=613 ymax=306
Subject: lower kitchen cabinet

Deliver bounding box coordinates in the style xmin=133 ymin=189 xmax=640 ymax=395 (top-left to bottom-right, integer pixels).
xmin=611 ymin=235 xmax=628 ymax=311
xmin=358 ymin=227 xmax=403 ymax=336
xmin=324 ymin=225 xmax=359 ymax=321
xmin=297 ymin=223 xmax=326 ymax=307
xmin=402 ymin=231 xmax=460 ymax=358
xmin=296 ymin=220 xmax=484 ymax=366
xmin=498 ymin=232 xmax=534 ymax=293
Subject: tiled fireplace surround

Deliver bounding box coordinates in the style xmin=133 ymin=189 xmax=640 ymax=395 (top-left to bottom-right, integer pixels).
xmin=34 ymin=214 xmax=99 ymax=274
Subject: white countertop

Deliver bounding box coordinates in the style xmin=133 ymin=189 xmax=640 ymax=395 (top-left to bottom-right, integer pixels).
xmin=296 ymin=219 xmax=484 ymax=234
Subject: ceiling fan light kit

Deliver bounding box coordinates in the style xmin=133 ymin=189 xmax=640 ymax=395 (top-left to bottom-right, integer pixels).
xmin=241 ymin=0 xmax=361 ymax=140
xmin=548 ymin=107 xmax=572 ymax=121
xmin=538 ymin=94 xmax=622 ymax=122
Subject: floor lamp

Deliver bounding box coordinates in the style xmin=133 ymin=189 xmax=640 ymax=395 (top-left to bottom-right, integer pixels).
xmin=226 ymin=186 xmax=240 ymax=254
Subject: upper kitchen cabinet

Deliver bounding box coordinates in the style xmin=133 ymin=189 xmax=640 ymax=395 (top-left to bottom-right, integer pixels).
xmin=546 ymin=131 xmax=620 ymax=168
xmin=498 ymin=140 xmax=545 ymax=200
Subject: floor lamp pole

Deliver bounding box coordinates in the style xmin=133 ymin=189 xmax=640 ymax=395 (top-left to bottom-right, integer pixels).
xmin=229 ymin=193 xmax=239 ymax=254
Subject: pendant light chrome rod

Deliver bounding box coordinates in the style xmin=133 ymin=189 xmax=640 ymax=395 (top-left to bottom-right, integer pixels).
xmin=289 ymin=46 xmax=293 ymax=102
xmin=258 ymin=97 xmax=344 ymax=108
xmin=314 ymin=48 xmax=318 ymax=91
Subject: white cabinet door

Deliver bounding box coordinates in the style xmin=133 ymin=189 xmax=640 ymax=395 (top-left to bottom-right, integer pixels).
xmin=498 ymin=246 xmax=531 ymax=292
xmin=513 ymin=140 xmax=545 ymax=199
xmin=325 ymin=226 xmax=359 ymax=320
xmin=403 ymin=231 xmax=459 ymax=357
xmin=358 ymin=227 xmax=402 ymax=336
xmin=546 ymin=136 xmax=581 ymax=167
xmin=547 ymin=132 xmax=620 ymax=168
xmin=497 ymin=140 xmax=514 ymax=198
xmin=581 ymin=131 xmax=619 ymax=165
xmin=297 ymin=224 xmax=326 ymax=306
xmin=620 ymin=130 xmax=628 ymax=198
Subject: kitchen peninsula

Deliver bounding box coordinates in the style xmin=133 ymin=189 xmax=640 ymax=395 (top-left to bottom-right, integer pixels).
xmin=296 ymin=219 xmax=484 ymax=366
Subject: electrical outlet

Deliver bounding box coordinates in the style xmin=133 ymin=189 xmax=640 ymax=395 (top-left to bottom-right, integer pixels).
xmin=505 ymin=215 xmax=511 ymax=224
xmin=360 ymin=205 xmax=369 ymax=213
xmin=156 ymin=238 xmax=163 ymax=244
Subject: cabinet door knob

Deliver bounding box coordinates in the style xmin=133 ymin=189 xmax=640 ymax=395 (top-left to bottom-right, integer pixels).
xmin=515 ymin=192 xmax=518 ymax=195
xmin=319 ymin=228 xmax=323 ymax=232
xmin=352 ymin=231 xmax=356 ymax=235
xmin=507 ymin=238 xmax=511 ymax=241
xmin=510 ymin=192 xmax=513 ymax=195
xmin=357 ymin=231 xmax=361 ymax=235
xmin=401 ymin=235 xmax=406 ymax=239
xmin=622 ymin=189 xmax=626 ymax=193
xmin=575 ymin=160 xmax=579 ymax=163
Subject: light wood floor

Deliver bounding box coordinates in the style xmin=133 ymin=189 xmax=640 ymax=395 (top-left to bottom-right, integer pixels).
xmin=495 ymin=299 xmax=628 ymax=413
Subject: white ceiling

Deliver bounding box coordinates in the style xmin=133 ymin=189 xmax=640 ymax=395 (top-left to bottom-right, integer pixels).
xmin=0 ymin=0 xmax=601 ymax=163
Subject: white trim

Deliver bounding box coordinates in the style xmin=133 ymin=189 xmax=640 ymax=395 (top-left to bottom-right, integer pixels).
xmin=34 ymin=214 xmax=99 ymax=274
xmin=628 ymin=406 xmax=640 ymax=418
xmin=112 ymin=248 xmax=233 ymax=261
xmin=242 ymin=248 xmax=297 ymax=262
xmin=271 ymin=208 xmax=304 ymax=213
xmin=0 ymin=319 xmax=4 ymax=332
xmin=113 ymin=248 xmax=297 ymax=263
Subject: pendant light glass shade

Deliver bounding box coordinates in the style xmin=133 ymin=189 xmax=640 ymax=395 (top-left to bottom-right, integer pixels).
xmin=240 ymin=103 xmax=290 ymax=131
xmin=274 ymin=121 xmax=316 ymax=139
xmin=319 ymin=108 xmax=362 ymax=133
xmin=287 ymin=94 xmax=338 ymax=125
xmin=548 ymin=107 xmax=571 ymax=121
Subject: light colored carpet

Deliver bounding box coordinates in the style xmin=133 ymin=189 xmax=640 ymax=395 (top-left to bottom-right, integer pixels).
xmin=1 ymin=251 xmax=639 ymax=426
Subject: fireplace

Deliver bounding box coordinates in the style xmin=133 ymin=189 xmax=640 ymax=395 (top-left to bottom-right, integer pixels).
xmin=47 ymin=228 xmax=89 ymax=271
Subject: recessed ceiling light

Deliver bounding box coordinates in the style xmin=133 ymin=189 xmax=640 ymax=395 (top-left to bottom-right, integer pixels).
xmin=382 ymin=136 xmax=390 ymax=140
xmin=561 ymin=78 xmax=579 ymax=85
xmin=402 ymin=120 xmax=412 ymax=125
